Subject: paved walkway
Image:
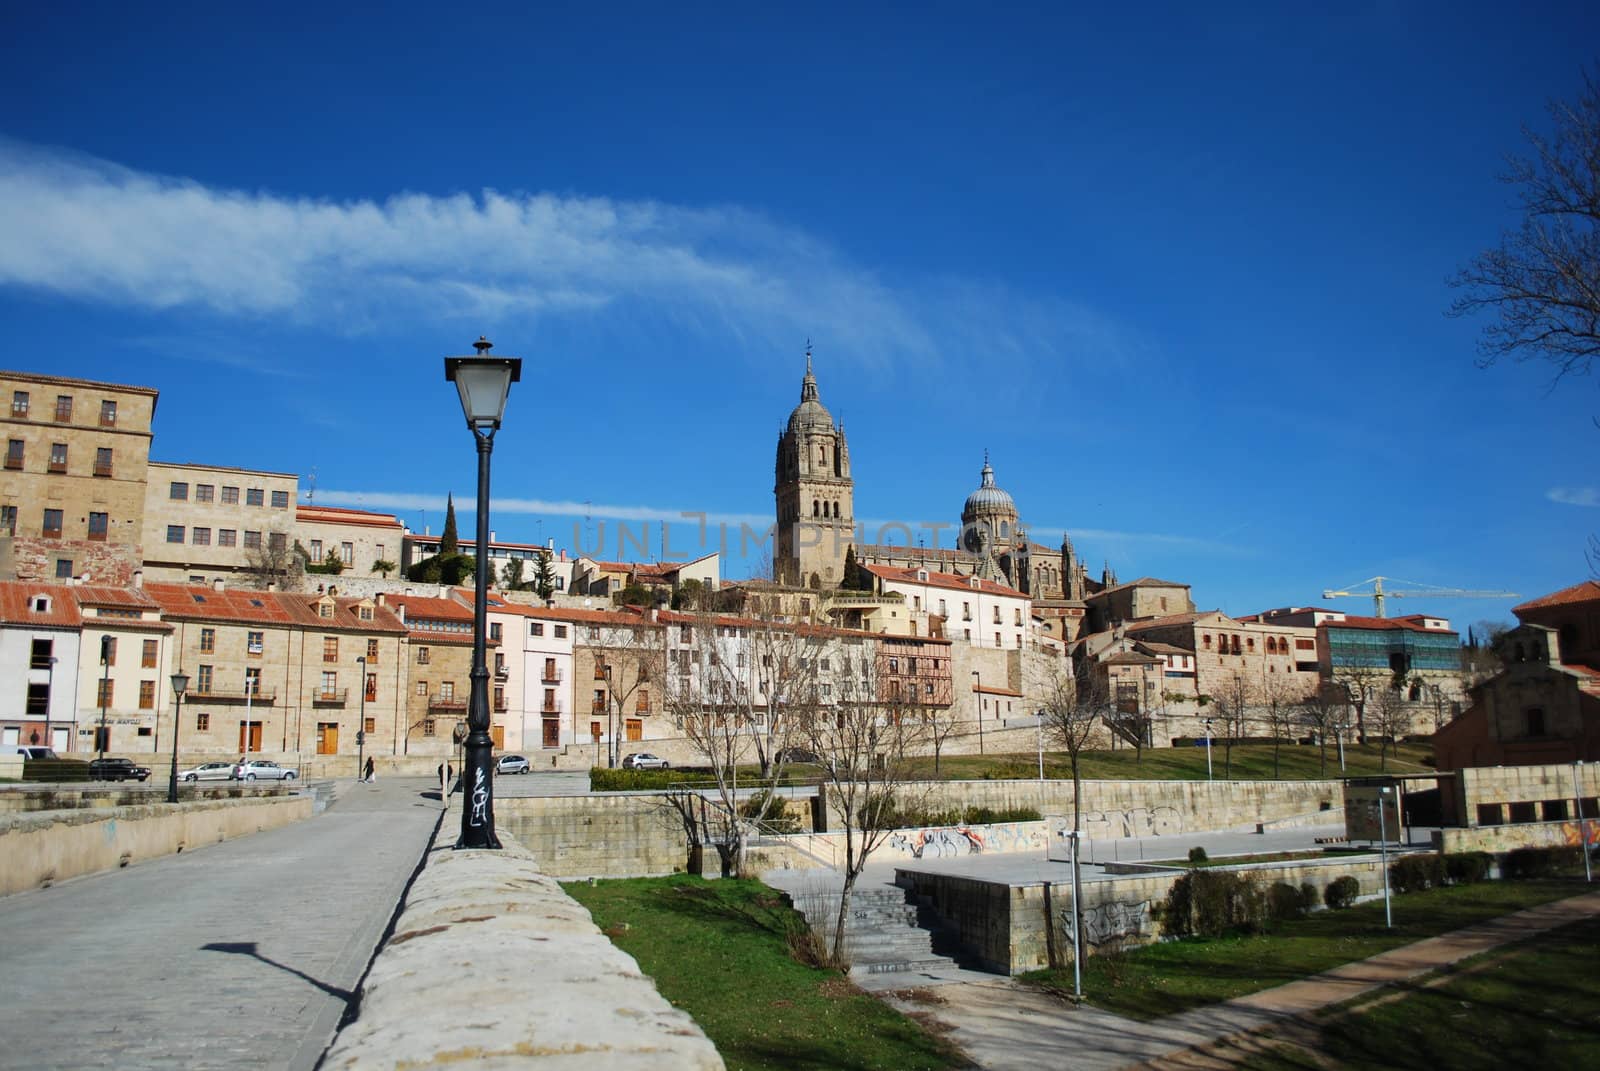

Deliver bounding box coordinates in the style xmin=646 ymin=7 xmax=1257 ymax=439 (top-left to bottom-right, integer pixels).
xmin=878 ymin=890 xmax=1600 ymax=1070
xmin=0 ymin=777 xmax=442 ymax=1071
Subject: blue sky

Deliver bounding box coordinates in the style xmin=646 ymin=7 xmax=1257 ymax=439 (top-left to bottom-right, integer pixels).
xmin=2 ymin=2 xmax=1596 ymax=630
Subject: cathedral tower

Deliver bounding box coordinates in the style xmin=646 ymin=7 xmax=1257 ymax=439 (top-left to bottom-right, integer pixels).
xmin=774 ymin=348 xmax=854 ymax=588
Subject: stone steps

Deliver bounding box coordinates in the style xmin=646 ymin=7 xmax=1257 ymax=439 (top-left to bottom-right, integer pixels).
xmin=781 ymin=882 xmax=965 ymax=977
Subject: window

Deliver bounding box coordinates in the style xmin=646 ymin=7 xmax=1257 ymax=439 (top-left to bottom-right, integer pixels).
xmin=309 ymin=539 xmax=323 ymax=560
xmin=268 ymin=532 xmax=286 ymax=552
xmin=55 ymin=558 xmax=73 ymax=579
xmin=962 ymin=602 xmax=971 ymax=621
xmin=87 ymin=511 xmax=108 ymax=542
xmin=593 ymin=688 xmax=606 ymax=712
xmin=323 ymin=636 xmax=338 ymax=662
xmin=1015 ymin=608 xmax=1023 ymax=625
xmin=200 ymin=628 xmax=216 ymax=653
xmin=170 ymin=481 xmax=188 ymax=500
xmin=440 ymin=681 xmax=455 ymax=701
xmin=271 ymin=490 xmax=290 ymax=508
xmin=530 ymin=622 xmax=544 ymax=637
xmin=246 ymin=487 xmax=265 ymax=506
xmin=29 ymin=638 xmax=52 ymax=668
xmin=341 ymin=542 xmax=353 ymax=564
xmin=99 ymin=399 xmax=117 ymax=427
xmin=416 ymin=681 xmax=427 ymax=696
xmin=97 ymin=678 xmax=114 ymax=707
xmin=137 ymin=638 xmax=156 ymax=668
xmin=320 ymin=671 xmax=338 ymax=698
xmin=196 ymin=712 xmax=210 ymax=731
xmin=102 ymin=637 xmax=117 ymax=665
xmin=423 ymin=718 xmax=436 ymax=736
xmin=43 ymin=509 xmax=63 ymax=538
xmin=358 ymin=606 xmax=372 ymax=621
xmin=995 ymin=632 xmax=1002 ymax=647
xmin=489 ymin=622 xmax=502 ymax=641
xmin=366 ymin=638 xmax=379 ymax=661
xmin=375 ymin=543 xmax=385 ymax=560
xmin=219 ymin=528 xmax=236 ymax=547
xmin=4 ymin=439 xmax=22 ymax=469
xmin=221 ymin=485 xmax=240 ymax=505
xmin=11 ymin=390 xmax=29 ymax=417
xmin=364 ymin=715 xmax=376 ymax=734
xmin=192 ymin=527 xmax=211 ymax=546
xmin=0 ymin=504 xmax=14 ymax=535
xmin=48 ymin=442 xmax=67 ymax=473
xmin=243 ymin=530 xmax=261 ymax=549
xmin=417 ymin=646 xmax=430 ymax=665
xmin=365 ymin=674 xmax=377 ymax=702
xmin=166 ymin=525 xmax=185 ymax=544
xmin=247 ymin=630 xmax=264 ymax=655
xmin=139 ymin=680 xmax=155 ymax=709
xmin=553 ymin=625 xmax=567 ymax=638
xmin=196 ymin=665 xmax=213 ymax=693
xmin=186 ymin=483 xmax=212 ymax=504
xmin=244 ymin=667 xmax=261 ymax=696
xmin=993 ymin=606 xmax=1002 ymax=623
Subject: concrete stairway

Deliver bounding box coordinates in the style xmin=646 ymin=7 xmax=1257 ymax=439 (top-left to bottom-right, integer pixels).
xmin=772 ymin=874 xmax=965 ymax=978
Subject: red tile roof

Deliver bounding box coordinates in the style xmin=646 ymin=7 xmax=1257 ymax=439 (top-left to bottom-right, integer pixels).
xmin=1514 ymin=581 xmax=1600 ymax=615
xmin=74 ymin=586 xmax=161 ymax=610
xmin=296 ymin=505 xmax=404 ymax=528
xmin=864 ymin=563 xmax=1022 ymax=598
xmin=1323 ymin=614 xmax=1456 ymax=634
xmin=145 ymin=584 xmax=406 ymax=633
xmin=0 ymin=581 xmax=82 ymax=627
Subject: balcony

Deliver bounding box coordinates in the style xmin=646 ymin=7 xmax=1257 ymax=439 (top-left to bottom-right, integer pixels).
xmin=41 ymin=525 xmax=63 ymax=539
xmin=10 ymin=401 xmax=27 ymax=418
xmin=493 ymin=698 xmax=507 ymax=713
xmin=312 ymin=688 xmax=348 ymax=706
xmin=541 ymin=668 xmax=563 ymax=683
xmin=187 ymin=684 xmax=278 ymax=704
xmin=5 ymin=455 xmax=23 ymax=471
xmin=494 ymin=665 xmax=508 ymax=680
xmin=53 ymin=403 xmax=72 ymax=423
xmin=429 ymin=693 xmax=467 ymax=712
xmin=93 ymin=460 xmax=113 ymax=477
xmin=542 ymin=703 xmax=561 ymax=714
xmin=47 ymin=461 xmax=66 ymax=474
xmin=99 ymin=411 xmax=117 ymax=428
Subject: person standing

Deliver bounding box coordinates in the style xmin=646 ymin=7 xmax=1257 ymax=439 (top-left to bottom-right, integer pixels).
xmin=438 ymin=762 xmax=448 ymax=805
xmin=364 ymin=756 xmax=375 ymax=783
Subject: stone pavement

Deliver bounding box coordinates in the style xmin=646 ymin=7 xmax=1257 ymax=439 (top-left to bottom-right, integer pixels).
xmin=877 ymin=889 xmax=1600 ymax=1070
xmin=0 ymin=777 xmax=442 ymax=1071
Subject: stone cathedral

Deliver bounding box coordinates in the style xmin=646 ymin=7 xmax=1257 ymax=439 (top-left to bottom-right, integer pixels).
xmin=772 ymin=349 xmax=855 ymax=588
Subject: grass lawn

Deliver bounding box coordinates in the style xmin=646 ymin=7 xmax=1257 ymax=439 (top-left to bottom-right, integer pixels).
xmin=1021 ymin=879 xmax=1587 ymax=1021
xmin=564 ymin=875 xmax=966 ymax=1071
xmin=914 ymin=740 xmax=1433 ymax=782
xmin=1240 ymin=915 xmax=1600 ymax=1070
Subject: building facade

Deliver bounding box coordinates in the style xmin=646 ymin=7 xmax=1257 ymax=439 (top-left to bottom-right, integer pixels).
xmin=141 ymin=462 xmax=300 ymax=584
xmin=773 ymin=351 xmax=854 ymax=589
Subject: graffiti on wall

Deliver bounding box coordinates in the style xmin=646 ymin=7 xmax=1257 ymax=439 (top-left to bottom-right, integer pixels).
xmin=1561 ymin=819 xmax=1600 ymax=848
xmin=886 ymin=822 xmax=1047 ymax=859
xmin=1079 ymin=805 xmax=1184 ymax=839
xmin=1059 ymin=898 xmax=1153 ymax=950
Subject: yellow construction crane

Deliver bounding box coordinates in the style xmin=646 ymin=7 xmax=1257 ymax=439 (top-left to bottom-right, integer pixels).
xmin=1320 ymin=576 xmax=1518 ymax=618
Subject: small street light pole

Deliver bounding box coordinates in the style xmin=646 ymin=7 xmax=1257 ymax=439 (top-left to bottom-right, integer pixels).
xmin=1204 ymin=717 xmax=1213 ymax=781
xmin=1036 ymin=709 xmax=1044 ymax=782
xmin=1379 ymin=785 xmax=1393 ymax=928
xmin=1573 ymin=761 xmax=1592 ymax=884
xmin=166 ymin=672 xmax=190 ymax=804
xmin=357 ymin=655 xmax=367 ymax=781
xmin=971 ymin=670 xmax=984 ymax=755
xmin=97 ymin=636 xmax=112 ymax=764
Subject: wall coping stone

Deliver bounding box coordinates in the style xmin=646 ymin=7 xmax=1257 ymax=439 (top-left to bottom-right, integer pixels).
xmin=321 ymin=821 xmax=724 ymax=1070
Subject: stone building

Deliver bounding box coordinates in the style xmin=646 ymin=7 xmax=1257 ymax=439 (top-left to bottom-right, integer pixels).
xmin=1084 ymin=577 xmax=1196 ymax=633
xmin=72 ymin=585 xmax=173 ymax=755
xmin=297 ymin=504 xmax=405 ymax=577
xmin=0 ymin=370 xmax=158 ymax=585
xmin=0 ymin=581 xmax=84 ymax=751
xmin=141 ymin=461 xmax=300 ymax=584
xmin=386 ymin=592 xmax=493 ymax=756
xmin=773 ymin=349 xmax=854 ymax=589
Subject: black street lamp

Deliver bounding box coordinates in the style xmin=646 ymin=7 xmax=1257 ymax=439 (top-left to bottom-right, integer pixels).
xmin=97 ymin=635 xmax=112 ymax=765
xmin=356 ymin=654 xmax=367 ymax=781
xmin=445 ymin=336 xmax=520 ymax=850
xmin=167 ymin=671 xmax=190 ymax=804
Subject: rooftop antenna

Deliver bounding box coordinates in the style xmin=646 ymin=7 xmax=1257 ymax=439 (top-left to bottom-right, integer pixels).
xmin=304 ymin=466 xmax=317 ymax=504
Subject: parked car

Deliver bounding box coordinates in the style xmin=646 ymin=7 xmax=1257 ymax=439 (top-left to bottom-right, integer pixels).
xmin=233 ymin=759 xmax=297 ymax=781
xmin=15 ymin=746 xmax=58 ymax=760
xmin=180 ymin=761 xmax=236 ymax=782
xmin=496 ymin=754 xmax=531 ymax=775
xmin=622 ymin=752 xmax=670 ymax=770
xmin=87 ymin=757 xmax=151 ymax=782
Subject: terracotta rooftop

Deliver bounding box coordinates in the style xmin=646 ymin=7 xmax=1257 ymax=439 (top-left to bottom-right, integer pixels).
xmin=1 ymin=368 xmax=159 ymax=397
xmin=0 ymin=582 xmax=82 ymax=628
xmin=1089 ymin=576 xmax=1191 ymax=597
xmin=1324 ymin=614 xmax=1456 ymax=634
xmin=297 ymin=504 xmax=403 ymax=528
xmin=1514 ymin=581 xmax=1600 ymax=616
xmin=864 ymin=563 xmax=1022 ymax=598
xmin=145 ymin=583 xmax=406 ymax=633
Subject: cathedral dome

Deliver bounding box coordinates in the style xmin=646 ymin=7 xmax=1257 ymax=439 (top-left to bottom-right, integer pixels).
xmin=786 ymin=351 xmax=835 ymax=433
xmin=963 ymin=456 xmax=1015 ymax=516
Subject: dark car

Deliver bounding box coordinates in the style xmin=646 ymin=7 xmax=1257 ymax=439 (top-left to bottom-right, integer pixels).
xmin=88 ymin=757 xmax=151 ymax=782
xmin=775 ymin=747 xmax=820 ymax=765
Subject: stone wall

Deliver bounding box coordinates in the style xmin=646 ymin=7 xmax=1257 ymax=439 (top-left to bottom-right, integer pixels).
xmin=0 ymin=536 xmax=142 ymax=585
xmin=1434 ymin=819 xmax=1600 ymax=854
xmin=498 ymin=793 xmax=694 ymax=879
xmin=898 ymin=854 xmax=1391 ymax=975
xmin=0 ymin=781 xmax=292 ymax=813
xmin=322 ymin=823 xmax=723 ymax=1070
xmin=0 ymin=793 xmax=312 ymax=896
xmin=1445 ymin=762 xmax=1600 ymax=827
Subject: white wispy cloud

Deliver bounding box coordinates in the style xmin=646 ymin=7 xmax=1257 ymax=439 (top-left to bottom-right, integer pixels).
xmin=316 ymin=489 xmax=772 ymax=530
xmin=1547 ymin=487 xmax=1600 ymax=508
xmin=0 ymin=138 xmax=1135 ymax=373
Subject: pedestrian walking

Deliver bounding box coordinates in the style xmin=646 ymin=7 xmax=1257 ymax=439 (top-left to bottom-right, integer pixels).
xmin=438 ymin=762 xmax=448 ymax=805
xmin=364 ymin=756 xmax=375 ymax=783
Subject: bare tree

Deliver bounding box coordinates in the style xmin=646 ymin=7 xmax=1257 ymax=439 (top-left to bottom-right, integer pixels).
xmin=804 ymin=655 xmax=930 ymax=967
xmin=243 ymin=533 xmax=305 ymax=590
xmin=1330 ymin=664 xmax=1389 ymax=743
xmin=1368 ymin=683 xmax=1412 ymax=771
xmin=588 ymin=618 xmax=667 ymax=768
xmin=1449 ymin=71 xmax=1600 ymax=386
xmin=1211 ymin=672 xmax=1255 ymax=779
xmin=1039 ymin=661 xmax=1110 ymax=835
xmin=1298 ymin=684 xmax=1344 ymax=776
xmin=1259 ymin=673 xmax=1301 ymax=778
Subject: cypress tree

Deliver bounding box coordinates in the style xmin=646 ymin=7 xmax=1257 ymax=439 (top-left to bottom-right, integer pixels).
xmin=441 ymin=493 xmax=459 ymax=557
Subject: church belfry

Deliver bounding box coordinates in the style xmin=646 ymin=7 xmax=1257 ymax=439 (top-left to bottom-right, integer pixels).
xmin=774 ymin=346 xmax=854 ymax=587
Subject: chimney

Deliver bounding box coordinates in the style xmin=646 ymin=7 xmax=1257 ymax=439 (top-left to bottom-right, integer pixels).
xmin=396 ymin=604 xmax=407 ymax=624
xmin=266 ymin=581 xmax=277 ymax=591
xmin=213 ymin=577 xmax=225 ymax=592
xmin=376 ymin=592 xmax=387 ymax=607
xmin=132 ymin=569 xmax=143 ymax=588
xmin=490 ymin=530 xmax=497 ymax=544
xmin=559 ymin=549 xmax=567 ymax=561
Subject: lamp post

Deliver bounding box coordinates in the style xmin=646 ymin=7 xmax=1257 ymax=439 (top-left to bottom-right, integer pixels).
xmin=1035 ymin=709 xmax=1045 ymax=782
xmin=167 ymin=672 xmax=189 ymax=804
xmin=604 ymin=663 xmax=615 ymax=768
xmin=45 ymin=656 xmax=57 ymax=754
xmin=1573 ymin=761 xmax=1592 ymax=884
xmin=445 ymin=336 xmax=520 ymax=850
xmin=1203 ymin=717 xmax=1214 ymax=781
xmin=1379 ymin=785 xmax=1393 ymax=928
xmin=971 ymin=670 xmax=984 ymax=755
xmin=356 ymin=655 xmax=367 ymax=781
xmin=97 ymin=636 xmax=111 ymax=764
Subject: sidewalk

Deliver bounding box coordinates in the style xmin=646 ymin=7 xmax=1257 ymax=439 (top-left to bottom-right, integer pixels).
xmin=879 ymin=889 xmax=1600 ymax=1071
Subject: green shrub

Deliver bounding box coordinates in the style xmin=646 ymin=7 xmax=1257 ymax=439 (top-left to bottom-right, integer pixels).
xmin=591 ymin=767 xmax=679 ymax=791
xmin=1162 ymin=869 xmax=1267 ymax=938
xmin=965 ymin=805 xmax=1043 ymax=824
xmin=1187 ymin=846 xmax=1209 ymax=865
xmin=1324 ymin=875 xmax=1360 ymax=910
xmin=1443 ymin=851 xmax=1493 ymax=885
xmin=1389 ymin=854 xmax=1446 ymax=894
xmin=740 ymin=791 xmax=800 ymax=834
xmin=1299 ymin=882 xmax=1320 ymax=913
xmin=1504 ymin=845 xmax=1581 ymax=879
xmin=1267 ymin=881 xmax=1308 ymax=921
xmin=980 ymin=762 xmax=1035 ymax=780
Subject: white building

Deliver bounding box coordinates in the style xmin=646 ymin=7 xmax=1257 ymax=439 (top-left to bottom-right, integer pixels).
xmin=864 ymin=563 xmax=1033 ymax=650
xmin=1 ymin=581 xmax=83 ymax=751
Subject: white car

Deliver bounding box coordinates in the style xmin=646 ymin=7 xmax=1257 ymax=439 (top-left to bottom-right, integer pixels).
xmin=622 ymin=752 xmax=670 ymax=770
xmin=180 ymin=762 xmax=236 ymax=782
xmin=233 ymin=759 xmax=297 ymax=781
xmin=496 ymin=755 xmax=531 ymax=775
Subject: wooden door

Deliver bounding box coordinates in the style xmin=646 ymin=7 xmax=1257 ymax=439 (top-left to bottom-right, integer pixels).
xmin=317 ymin=722 xmax=339 ymax=755
xmin=490 ymin=725 xmax=505 ymax=749
xmin=625 ymin=718 xmax=643 ymax=742
xmin=542 ymin=719 xmax=559 ymax=749
xmin=238 ymin=722 xmax=263 ymax=751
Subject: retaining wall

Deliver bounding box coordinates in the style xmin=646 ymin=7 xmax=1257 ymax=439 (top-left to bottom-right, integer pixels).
xmin=498 ymin=793 xmax=694 ymax=879
xmin=0 ymin=794 xmax=313 ymax=896
xmin=321 ymin=823 xmax=723 ymax=1070
xmin=1435 ymin=819 xmax=1600 ymax=854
